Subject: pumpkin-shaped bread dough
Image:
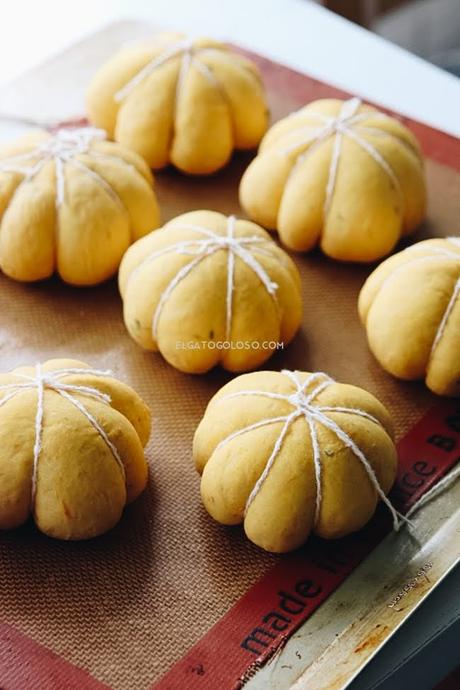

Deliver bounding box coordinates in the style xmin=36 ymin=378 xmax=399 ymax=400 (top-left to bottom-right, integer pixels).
xmin=0 ymin=127 xmax=160 ymax=285
xmin=359 ymin=237 xmax=460 ymax=397
xmin=119 ymin=211 xmax=302 ymax=374
xmin=194 ymin=369 xmax=399 ymax=552
xmin=240 ymin=97 xmax=426 ymax=262
xmin=0 ymin=359 xmax=151 ymax=540
xmin=86 ymin=32 xmax=268 ymax=174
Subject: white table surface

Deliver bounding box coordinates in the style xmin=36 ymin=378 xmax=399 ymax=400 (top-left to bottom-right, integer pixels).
xmin=0 ymin=0 xmax=459 ymax=137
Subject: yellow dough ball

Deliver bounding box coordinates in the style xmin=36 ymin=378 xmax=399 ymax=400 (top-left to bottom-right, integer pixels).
xmin=240 ymin=97 xmax=426 ymax=262
xmin=0 ymin=359 xmax=151 ymax=540
xmin=359 ymin=237 xmax=460 ymax=396
xmin=86 ymin=33 xmax=269 ymax=174
xmin=0 ymin=127 xmax=160 ymax=285
xmin=119 ymin=211 xmax=302 ymax=374
xmin=194 ymin=369 xmax=399 ymax=553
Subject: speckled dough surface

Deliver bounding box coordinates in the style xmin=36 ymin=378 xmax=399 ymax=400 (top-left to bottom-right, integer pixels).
xmin=119 ymin=210 xmax=302 ymax=373
xmin=240 ymin=98 xmax=426 ymax=262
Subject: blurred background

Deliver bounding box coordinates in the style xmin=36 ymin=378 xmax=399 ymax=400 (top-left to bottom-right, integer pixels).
xmin=319 ymin=0 xmax=460 ymax=75
xmin=0 ymin=0 xmax=458 ymax=137
xmin=0 ymin=0 xmax=459 ymax=84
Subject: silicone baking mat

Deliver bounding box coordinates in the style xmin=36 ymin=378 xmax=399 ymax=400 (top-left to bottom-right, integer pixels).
xmin=0 ymin=21 xmax=459 ymax=690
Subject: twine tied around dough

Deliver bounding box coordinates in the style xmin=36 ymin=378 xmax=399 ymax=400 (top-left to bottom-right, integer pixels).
xmin=280 ymin=97 xmax=405 ymax=219
xmin=424 ymin=238 xmax=460 ymax=359
xmin=0 ymin=366 xmax=124 ymax=505
xmin=114 ymin=37 xmax=224 ymax=103
xmin=431 ymin=276 xmax=460 ymax=357
xmin=0 ymin=127 xmax=124 ymax=208
xmin=213 ymin=369 xmax=459 ymax=530
xmin=370 ymin=237 xmax=460 ymax=360
xmin=129 ymin=215 xmax=280 ymax=343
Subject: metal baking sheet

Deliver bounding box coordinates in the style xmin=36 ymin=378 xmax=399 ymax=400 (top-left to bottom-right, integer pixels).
xmin=246 ymin=478 xmax=460 ymax=689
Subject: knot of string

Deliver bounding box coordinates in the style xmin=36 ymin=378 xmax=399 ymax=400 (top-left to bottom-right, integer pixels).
xmin=114 ymin=38 xmax=222 ymax=103
xmin=214 ymin=369 xmax=409 ymax=530
xmin=280 ymin=97 xmax=403 ymax=219
xmin=0 ymin=127 xmax=123 ymax=208
xmin=128 ymin=215 xmax=279 ymax=343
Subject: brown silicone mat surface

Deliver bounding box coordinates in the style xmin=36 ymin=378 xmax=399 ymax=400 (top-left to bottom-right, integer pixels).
xmin=0 ymin=28 xmax=459 ymax=690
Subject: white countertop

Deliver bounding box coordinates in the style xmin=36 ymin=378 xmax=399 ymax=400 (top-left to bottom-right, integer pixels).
xmin=0 ymin=0 xmax=459 ymax=137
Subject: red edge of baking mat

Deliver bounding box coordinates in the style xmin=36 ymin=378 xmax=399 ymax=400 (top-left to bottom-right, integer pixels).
xmin=151 ymin=50 xmax=460 ymax=690
xmin=0 ymin=622 xmax=110 ymax=690
xmin=1 ymin=51 xmax=460 ymax=690
xmin=151 ymin=399 xmax=460 ymax=690
xmin=3 ymin=401 xmax=457 ymax=690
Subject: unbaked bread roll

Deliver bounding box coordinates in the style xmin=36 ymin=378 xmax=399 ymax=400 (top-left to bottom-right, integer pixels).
xmin=194 ymin=369 xmax=399 ymax=552
xmin=0 ymin=359 xmax=151 ymax=540
xmin=0 ymin=127 xmax=160 ymax=285
xmin=359 ymin=237 xmax=460 ymax=396
xmin=87 ymin=33 xmax=268 ymax=174
xmin=240 ymin=97 xmax=426 ymax=262
xmin=119 ymin=210 xmax=302 ymax=373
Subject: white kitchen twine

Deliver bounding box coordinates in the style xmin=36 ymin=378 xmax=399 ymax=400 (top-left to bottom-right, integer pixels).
xmin=213 ymin=369 xmax=460 ymax=530
xmin=431 ymin=277 xmax=460 ymax=357
xmin=0 ymin=366 xmax=125 ymax=506
xmin=367 ymin=238 xmax=460 ymax=359
xmin=279 ymin=97 xmax=404 ymax=219
xmin=374 ymin=238 xmax=460 ymax=297
xmin=406 ymin=462 xmax=460 ymax=518
xmin=129 ymin=215 xmax=279 ymax=342
xmin=0 ymin=127 xmax=124 ymax=209
xmin=115 ymin=38 xmax=223 ymax=103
